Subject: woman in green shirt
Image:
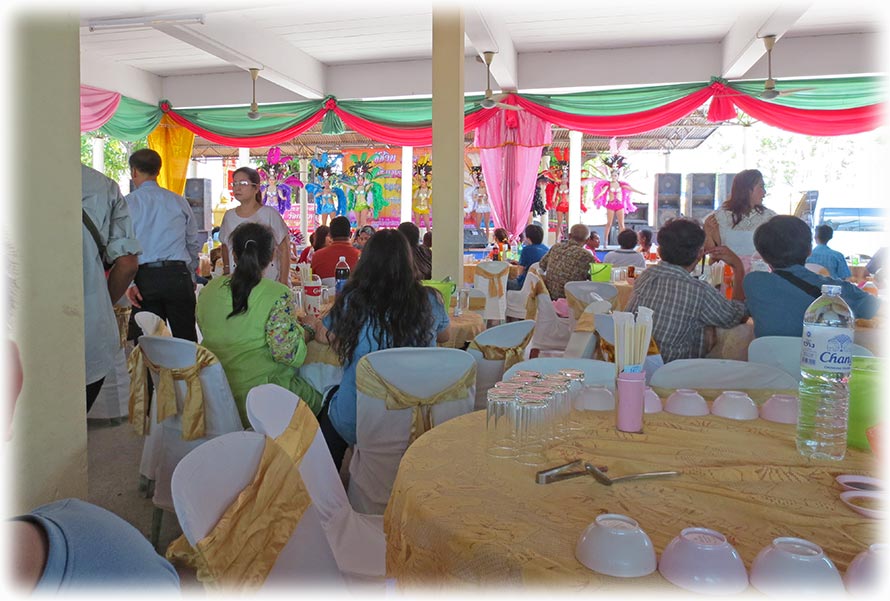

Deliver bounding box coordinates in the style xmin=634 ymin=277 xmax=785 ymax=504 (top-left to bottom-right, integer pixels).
xmin=196 ymin=222 xmax=321 ymax=427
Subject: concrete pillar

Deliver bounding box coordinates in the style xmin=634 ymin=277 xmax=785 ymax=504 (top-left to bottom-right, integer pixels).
xmin=299 ymin=158 xmax=309 ymax=241
xmin=430 ymin=7 xmax=464 ymax=284
xmin=568 ymin=130 xmax=583 ymax=228
xmin=10 ymin=12 xmax=88 ymax=510
xmin=401 ymin=146 xmax=413 ymax=225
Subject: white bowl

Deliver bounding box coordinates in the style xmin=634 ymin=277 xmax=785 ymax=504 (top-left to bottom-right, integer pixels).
xmin=576 ymin=514 xmax=657 ymax=577
xmin=845 ymin=543 xmax=889 ymax=593
xmin=658 ymin=527 xmax=748 ymax=595
xmin=574 ymin=385 xmax=615 ymax=411
xmin=711 ymin=391 xmax=758 ymax=421
xmin=664 ymin=389 xmax=709 ymax=416
xmin=760 ymin=394 xmax=799 ymax=424
xmin=643 ymin=387 xmax=662 ymax=414
xmin=750 ymin=537 xmax=844 ymax=596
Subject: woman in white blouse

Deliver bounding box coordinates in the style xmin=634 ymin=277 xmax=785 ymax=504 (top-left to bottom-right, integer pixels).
xmin=703 ymin=169 xmax=776 ymax=272
xmin=220 ymin=167 xmax=290 ymax=285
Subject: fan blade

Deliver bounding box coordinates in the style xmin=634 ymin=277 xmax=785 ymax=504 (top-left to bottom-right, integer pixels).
xmin=777 ymin=87 xmax=816 ymax=96
xmin=257 ymin=112 xmax=304 ymax=118
xmin=495 ymin=102 xmax=522 ymax=112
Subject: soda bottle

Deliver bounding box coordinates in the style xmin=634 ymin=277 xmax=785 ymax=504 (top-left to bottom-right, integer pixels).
xmin=797 ymin=284 xmax=855 ymax=460
xmin=334 ymin=256 xmax=350 ymax=294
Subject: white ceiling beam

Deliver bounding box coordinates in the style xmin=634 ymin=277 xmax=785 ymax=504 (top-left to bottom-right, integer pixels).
xmin=162 ymin=72 xmax=297 ymax=108
xmin=80 ymin=50 xmax=163 ymax=105
xmin=740 ymin=33 xmax=881 ymax=80
xmin=327 ymin=57 xmax=489 ymax=100
xmin=720 ymin=4 xmax=810 ymax=79
xmin=153 ymin=12 xmax=324 ymax=99
xmin=464 ymin=6 xmax=518 ymax=91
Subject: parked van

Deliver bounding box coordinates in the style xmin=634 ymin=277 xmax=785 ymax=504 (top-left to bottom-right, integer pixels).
xmin=812 ymin=194 xmax=886 ymax=260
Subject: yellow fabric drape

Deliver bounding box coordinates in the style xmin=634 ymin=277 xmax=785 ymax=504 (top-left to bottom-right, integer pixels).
xmin=127 ymin=344 xmax=219 ymax=440
xmin=147 ymin=114 xmax=195 ymax=196
xmin=595 ymin=336 xmax=660 ymax=363
xmin=166 ymin=401 xmax=317 ymax=590
xmin=475 ymin=265 xmax=509 ymax=298
xmin=467 ymin=328 xmax=534 ymax=371
xmin=355 ymin=358 xmax=476 ymax=444
xmin=525 ymin=279 xmax=550 ymax=320
xmin=113 ymin=305 xmax=131 ymax=349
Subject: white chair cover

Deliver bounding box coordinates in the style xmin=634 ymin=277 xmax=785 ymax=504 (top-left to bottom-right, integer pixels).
xmin=349 ymin=348 xmax=475 ymax=515
xmin=137 ymin=336 xmax=244 ymax=512
xmin=467 ymin=320 xmax=536 ymax=410
xmin=528 ymin=273 xmax=572 ymax=356
xmin=246 ymin=385 xmax=386 ymax=579
xmin=505 ymin=262 xmax=540 ymax=320
xmin=748 ymin=335 xmax=874 ymax=382
xmin=805 ymin=263 xmax=830 ymax=276
xmin=586 ymin=282 xmax=619 ymax=304
xmin=563 ymin=302 xmax=610 ymax=359
xmin=503 ymin=358 xmax=617 ymax=391
xmin=170 ymin=431 xmax=344 ymax=587
xmin=649 ymin=358 xmax=798 ymax=391
xmin=564 ymin=280 xmax=613 ymax=334
xmin=88 ymin=347 xmax=130 ymax=419
xmin=474 ymin=260 xmax=510 ymax=321
xmin=134 ymin=311 xmax=166 ymax=337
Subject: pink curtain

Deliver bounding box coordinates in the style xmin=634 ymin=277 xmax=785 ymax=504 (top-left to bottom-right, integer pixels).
xmin=475 ymin=104 xmax=552 ymax=239
xmin=80 ymin=85 xmax=121 ymax=132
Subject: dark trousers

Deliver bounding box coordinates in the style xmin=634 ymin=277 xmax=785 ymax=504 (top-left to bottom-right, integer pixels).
xmin=128 ymin=263 xmax=197 ymax=341
xmin=317 ymin=386 xmax=348 ymax=471
xmin=86 ymin=378 xmax=105 ymax=412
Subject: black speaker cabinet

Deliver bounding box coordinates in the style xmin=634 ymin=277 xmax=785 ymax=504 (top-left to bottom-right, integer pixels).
xmin=684 ymin=173 xmax=716 ymax=223
xmin=185 ymin=178 xmax=213 ymax=231
xmin=463 ymin=227 xmax=489 ymax=249
xmin=655 ymin=173 xmax=681 ymax=197
xmin=625 ymin=202 xmax=649 ymax=224
xmin=654 ymin=173 xmax=682 ymax=228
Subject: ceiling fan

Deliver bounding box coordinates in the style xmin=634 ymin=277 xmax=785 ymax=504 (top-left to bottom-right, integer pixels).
xmin=245 ymin=68 xmax=304 ymax=120
xmin=476 ymin=51 xmax=521 ymax=111
xmin=759 ymin=35 xmax=815 ymax=99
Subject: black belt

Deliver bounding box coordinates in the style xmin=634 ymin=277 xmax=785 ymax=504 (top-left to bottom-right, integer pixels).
xmin=140 ymin=260 xmax=187 ymax=269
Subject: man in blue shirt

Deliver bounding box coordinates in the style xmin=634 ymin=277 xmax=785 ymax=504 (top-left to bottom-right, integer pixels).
xmin=506 ymin=224 xmax=549 ymax=290
xmin=744 ymin=216 xmax=878 ymax=338
xmin=808 ymin=224 xmax=851 ymax=279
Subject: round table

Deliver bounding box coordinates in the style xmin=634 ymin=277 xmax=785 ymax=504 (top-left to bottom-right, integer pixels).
xmin=385 ymin=409 xmax=876 ymax=589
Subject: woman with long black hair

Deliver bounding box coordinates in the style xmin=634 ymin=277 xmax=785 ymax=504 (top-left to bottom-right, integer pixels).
xmin=303 ymin=228 xmax=451 ymax=467
xmin=196 ymin=222 xmax=321 ymax=427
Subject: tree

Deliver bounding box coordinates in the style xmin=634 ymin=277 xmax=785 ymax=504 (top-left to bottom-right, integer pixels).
xmin=80 ymin=132 xmax=147 ymax=181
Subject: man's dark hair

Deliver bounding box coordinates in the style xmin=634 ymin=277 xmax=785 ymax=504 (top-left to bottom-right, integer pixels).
xmin=617 ymin=229 xmax=637 ymax=250
xmin=815 ymin=224 xmax=834 ymax=244
xmin=397 ymin=222 xmax=421 ymax=246
xmin=128 ymin=149 xmax=162 ymax=176
xmin=524 ymin=224 xmax=544 ymax=245
xmin=329 ymin=216 xmax=351 ymax=240
xmin=754 ymin=216 xmax=813 ymax=268
xmin=656 ymin=218 xmax=705 ymax=266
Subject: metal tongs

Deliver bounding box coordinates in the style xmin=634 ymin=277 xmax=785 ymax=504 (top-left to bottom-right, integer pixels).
xmin=536 ymin=460 xmax=608 ymax=484
xmin=584 ymin=462 xmax=680 ymax=486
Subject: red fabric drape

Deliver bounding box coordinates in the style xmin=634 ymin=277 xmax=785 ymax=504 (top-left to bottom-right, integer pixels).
xmin=717 ymin=94 xmax=884 ymax=136
xmin=333 ymin=107 xmax=501 ymax=146
xmin=162 ymin=107 xmax=327 ymax=147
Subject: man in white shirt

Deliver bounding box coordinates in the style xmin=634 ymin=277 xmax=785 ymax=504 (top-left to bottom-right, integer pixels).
xmin=124 ymin=149 xmax=201 ymax=341
xmin=603 ymin=229 xmax=647 ymax=270
xmin=81 ymin=165 xmax=140 ymax=410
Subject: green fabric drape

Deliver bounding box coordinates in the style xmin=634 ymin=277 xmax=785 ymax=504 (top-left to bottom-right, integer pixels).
xmin=725 ymin=76 xmax=886 ymax=109
xmin=99 ymin=95 xmax=163 ymax=141
xmin=173 ymin=101 xmax=325 ymax=137
xmin=336 ymin=95 xmax=488 ymax=125
xmin=520 ymin=82 xmax=708 ymax=116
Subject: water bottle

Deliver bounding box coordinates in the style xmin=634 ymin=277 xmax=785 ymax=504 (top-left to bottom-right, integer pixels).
xmin=797 ymin=284 xmax=855 ymax=460
xmin=334 ymin=256 xmax=350 ymax=294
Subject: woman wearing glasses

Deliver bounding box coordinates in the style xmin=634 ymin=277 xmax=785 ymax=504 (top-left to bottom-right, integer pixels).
xmin=220 ymin=167 xmax=291 ymax=285
xmin=703 ymin=169 xmax=776 ymax=273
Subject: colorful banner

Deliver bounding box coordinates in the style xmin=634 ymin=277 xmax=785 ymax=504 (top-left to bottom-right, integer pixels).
xmin=341 ymin=147 xmax=403 ymax=228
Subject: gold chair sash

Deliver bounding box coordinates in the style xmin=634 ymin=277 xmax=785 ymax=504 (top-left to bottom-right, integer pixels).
xmin=355 ymin=357 xmax=476 ymax=444
xmin=166 ymin=402 xmax=317 ymax=590
xmin=451 ymin=296 xmax=487 ymax=311
xmin=595 ymin=336 xmax=660 ymax=363
xmin=524 ymin=279 xmax=550 ymax=321
xmin=475 ymin=264 xmax=510 ymax=298
xmin=575 ymin=311 xmax=596 ymax=333
xmin=113 ymin=305 xmax=131 ymax=349
xmin=564 ymin=290 xmax=588 ymax=320
xmin=127 ymin=344 xmax=219 ymax=440
xmin=467 ymin=328 xmax=534 ymax=371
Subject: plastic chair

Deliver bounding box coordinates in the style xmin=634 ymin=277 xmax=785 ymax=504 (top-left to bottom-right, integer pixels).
xmin=564 ymin=281 xmax=612 ymax=332
xmin=649 ymin=358 xmax=798 ymax=392
xmin=805 ymin=263 xmax=830 ymax=276
xmin=563 ymin=302 xmax=611 ymax=359
xmin=467 ymin=320 xmax=536 ymax=410
xmin=171 ymin=432 xmax=344 ymax=588
xmin=246 ymin=385 xmax=386 ymax=579
xmin=503 ymin=358 xmax=617 ymax=390
xmin=591 ymin=313 xmax=664 ymax=383
xmin=465 ymin=288 xmax=488 ymax=317
xmin=473 ymin=260 xmax=510 ymax=322
xmin=527 ymin=270 xmax=571 ymax=357
xmin=136 ymin=335 xmax=243 ymax=548
xmin=88 ymin=347 xmax=130 ymax=420
xmin=349 ymin=348 xmax=476 ymax=515
xmin=134 ymin=311 xmax=167 ymax=337
xmin=505 ymin=262 xmax=540 ymax=320
xmin=748 ymin=335 xmax=874 ymax=382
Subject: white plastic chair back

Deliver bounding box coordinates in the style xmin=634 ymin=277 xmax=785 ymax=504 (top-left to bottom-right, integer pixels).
xmin=349 ymin=348 xmax=475 ymax=515
xmin=748 ymin=335 xmax=874 ymax=382
xmin=649 ymin=358 xmax=798 ymax=391
xmin=805 ymin=263 xmax=830 ymax=276
xmin=505 ymin=262 xmax=540 ymax=319
xmin=467 ymin=320 xmax=536 ymax=410
xmin=246 ymin=385 xmax=386 ymax=578
xmin=529 ymin=287 xmax=571 ymax=355
xmin=88 ymin=347 xmax=130 ymax=419
xmin=473 ymin=260 xmax=510 ymax=321
xmin=563 ymin=303 xmax=610 ymax=359
xmin=587 ymin=282 xmax=619 ymax=303
xmin=503 ymin=358 xmax=617 ymax=391
xmin=564 ymin=280 xmax=612 ymax=332
xmin=137 ymin=335 xmax=243 ymax=512
xmin=170 ymin=432 xmax=344 ymax=587
xmin=134 ymin=311 xmax=165 ymax=336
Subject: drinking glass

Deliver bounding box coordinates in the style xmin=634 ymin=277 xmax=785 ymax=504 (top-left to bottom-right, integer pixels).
xmin=486 ymin=390 xmax=518 ymax=458
xmin=514 ymin=398 xmax=550 ymax=466
xmin=558 ymin=369 xmax=588 ymax=429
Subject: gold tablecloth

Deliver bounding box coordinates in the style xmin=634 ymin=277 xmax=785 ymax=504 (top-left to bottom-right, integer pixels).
xmin=613 ymin=280 xmax=633 ymax=311
xmin=385 ymin=410 xmax=876 ymax=589
xmin=463 ymin=263 xmax=523 ymax=285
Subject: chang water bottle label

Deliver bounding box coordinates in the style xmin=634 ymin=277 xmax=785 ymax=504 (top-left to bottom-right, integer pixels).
xmin=801 ymin=324 xmax=854 ymax=373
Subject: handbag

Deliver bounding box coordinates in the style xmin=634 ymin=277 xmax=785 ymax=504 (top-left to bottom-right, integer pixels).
xmin=590 ymin=263 xmax=612 ymax=282
xmin=772 ymin=269 xmax=822 ymax=298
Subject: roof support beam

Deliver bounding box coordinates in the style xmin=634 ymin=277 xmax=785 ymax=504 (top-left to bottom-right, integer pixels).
xmin=720 ymin=4 xmax=809 ymax=79
xmin=464 ymin=6 xmax=518 ymax=91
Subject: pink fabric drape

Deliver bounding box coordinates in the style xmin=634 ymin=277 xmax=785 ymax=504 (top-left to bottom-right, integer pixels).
xmin=80 ymin=85 xmax=121 ymax=132
xmin=475 ymin=105 xmax=552 ymax=239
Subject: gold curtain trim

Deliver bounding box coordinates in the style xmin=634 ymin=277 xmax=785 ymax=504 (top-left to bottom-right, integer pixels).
xmin=467 ymin=328 xmax=534 ymax=371
xmin=355 ymin=358 xmax=476 ymax=444
xmin=127 ymin=344 xmax=219 ymax=440
xmin=475 ymin=265 xmax=510 ymax=298
xmin=166 ymin=402 xmax=317 ymax=590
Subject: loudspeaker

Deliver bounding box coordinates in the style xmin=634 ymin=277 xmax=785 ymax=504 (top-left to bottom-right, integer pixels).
xmin=625 ymin=202 xmax=649 ymax=224
xmin=654 ymin=173 xmax=681 ymax=228
xmin=655 ymin=173 xmax=681 ymax=197
xmin=185 ymin=178 xmax=213 ymax=231
xmin=463 ymin=227 xmax=489 ymax=249
xmin=716 ymin=173 xmax=736 ymax=205
xmin=684 ymin=173 xmax=716 ymax=223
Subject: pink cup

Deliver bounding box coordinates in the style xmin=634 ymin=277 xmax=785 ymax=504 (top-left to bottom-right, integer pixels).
xmin=616 ymin=372 xmax=645 ymax=433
